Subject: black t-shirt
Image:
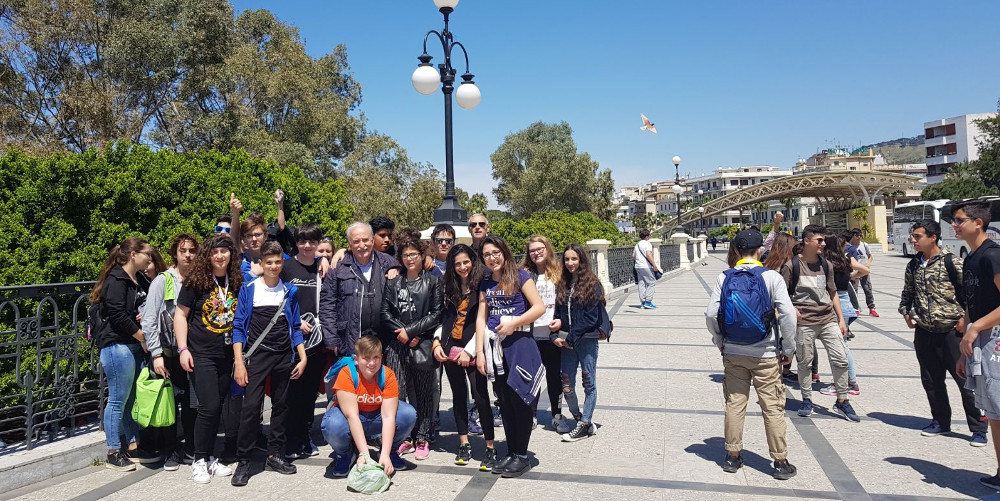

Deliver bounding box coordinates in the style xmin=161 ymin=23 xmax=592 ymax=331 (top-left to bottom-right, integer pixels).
xmin=963 ymin=239 xmax=1000 ymax=323
xmin=247 ymin=305 xmax=290 ymax=353
xmin=177 ymin=276 xmax=237 ymax=359
xmin=280 ymin=257 xmax=319 ymax=316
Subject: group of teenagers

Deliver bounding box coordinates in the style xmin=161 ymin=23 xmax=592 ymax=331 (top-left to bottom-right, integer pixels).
xmin=89 ymin=195 xmax=611 ymax=488
xmin=707 ymin=199 xmax=1000 ymax=490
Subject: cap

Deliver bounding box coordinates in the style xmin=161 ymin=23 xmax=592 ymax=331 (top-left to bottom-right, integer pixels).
xmin=734 ymin=229 xmax=764 ymax=251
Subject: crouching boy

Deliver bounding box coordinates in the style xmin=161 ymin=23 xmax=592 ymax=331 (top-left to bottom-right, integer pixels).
xmin=321 ymin=335 xmax=416 ymax=477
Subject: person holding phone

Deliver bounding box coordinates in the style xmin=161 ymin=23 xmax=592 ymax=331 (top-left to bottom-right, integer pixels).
xmin=229 ymin=241 xmax=307 ymax=487
xmin=437 ymin=244 xmax=498 ymax=469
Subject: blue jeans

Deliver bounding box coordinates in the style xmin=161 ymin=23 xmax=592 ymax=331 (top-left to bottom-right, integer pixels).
xmin=838 ymin=291 xmax=858 ymax=383
xmin=100 ymin=343 xmax=144 ymax=450
xmin=561 ymin=337 xmax=599 ymax=423
xmin=321 ymin=401 xmax=416 ymax=458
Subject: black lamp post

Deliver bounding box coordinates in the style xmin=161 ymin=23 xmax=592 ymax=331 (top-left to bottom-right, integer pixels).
xmin=411 ymin=0 xmax=481 ymax=225
xmin=670 ymin=155 xmax=684 ymax=236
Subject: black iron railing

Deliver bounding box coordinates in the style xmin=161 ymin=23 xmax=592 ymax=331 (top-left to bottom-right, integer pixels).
xmin=661 ymin=244 xmax=680 ymax=272
xmin=607 ymin=246 xmax=635 ymax=288
xmin=0 ymin=282 xmax=103 ymax=452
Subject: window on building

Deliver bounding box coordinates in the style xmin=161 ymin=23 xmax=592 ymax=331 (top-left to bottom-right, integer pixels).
xmin=730 ymin=180 xmax=738 ymax=186
xmin=947 ymin=143 xmax=958 ymax=155
xmin=946 ymin=123 xmax=956 ymax=136
xmin=925 ymin=127 xmax=935 ymax=139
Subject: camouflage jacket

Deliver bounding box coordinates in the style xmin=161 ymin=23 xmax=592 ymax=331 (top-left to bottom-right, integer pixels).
xmin=898 ymin=250 xmax=964 ymax=333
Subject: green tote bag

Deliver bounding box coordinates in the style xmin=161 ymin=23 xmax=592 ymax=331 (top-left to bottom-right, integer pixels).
xmin=131 ymin=367 xmax=176 ymax=428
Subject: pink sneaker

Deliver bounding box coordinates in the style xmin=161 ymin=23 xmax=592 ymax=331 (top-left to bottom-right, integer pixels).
xmin=414 ymin=440 xmax=430 ymax=460
xmin=397 ymin=441 xmax=415 ymax=456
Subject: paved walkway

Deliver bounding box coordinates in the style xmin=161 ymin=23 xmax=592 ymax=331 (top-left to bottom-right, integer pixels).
xmin=3 ymin=251 xmax=999 ymax=500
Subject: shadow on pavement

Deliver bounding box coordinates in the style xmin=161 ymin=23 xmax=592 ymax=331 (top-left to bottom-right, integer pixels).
xmin=684 ymin=437 xmax=772 ymax=474
xmin=884 ymin=456 xmax=991 ymax=499
xmin=867 ymin=411 xmax=927 ymax=431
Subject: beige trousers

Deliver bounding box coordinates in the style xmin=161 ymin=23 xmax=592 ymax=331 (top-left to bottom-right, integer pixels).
xmin=722 ymin=354 xmax=788 ymax=460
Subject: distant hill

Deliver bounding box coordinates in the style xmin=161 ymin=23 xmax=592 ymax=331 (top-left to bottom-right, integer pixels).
xmin=861 ymin=136 xmax=926 ymax=164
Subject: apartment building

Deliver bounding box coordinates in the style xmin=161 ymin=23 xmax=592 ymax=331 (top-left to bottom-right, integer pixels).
xmin=924 ymin=113 xmax=996 ymax=183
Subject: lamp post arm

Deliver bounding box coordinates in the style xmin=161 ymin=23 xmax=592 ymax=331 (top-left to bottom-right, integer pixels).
xmin=449 ymin=41 xmax=471 ymax=74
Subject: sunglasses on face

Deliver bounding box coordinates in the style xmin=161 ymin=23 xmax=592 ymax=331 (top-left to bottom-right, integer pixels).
xmin=214 ymin=225 xmax=231 ymax=234
xmin=435 ymin=238 xmax=454 ymax=245
xmin=469 ymin=222 xmax=487 ymax=228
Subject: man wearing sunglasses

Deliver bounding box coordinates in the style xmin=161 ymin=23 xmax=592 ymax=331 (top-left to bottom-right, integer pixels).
xmin=430 ymin=224 xmax=455 ymax=278
xmin=469 ymin=214 xmax=489 ymax=252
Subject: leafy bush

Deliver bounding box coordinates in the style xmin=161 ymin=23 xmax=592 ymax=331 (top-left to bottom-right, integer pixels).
xmin=0 ymin=143 xmax=352 ymax=286
xmin=490 ymin=211 xmax=629 ymax=255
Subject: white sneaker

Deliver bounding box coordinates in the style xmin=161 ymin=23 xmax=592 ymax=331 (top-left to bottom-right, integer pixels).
xmin=208 ymin=457 xmax=232 ymax=477
xmin=554 ymin=413 xmax=574 ymax=434
xmin=189 ymin=459 xmax=211 ymax=484
xmin=309 ymin=439 xmax=320 ymax=457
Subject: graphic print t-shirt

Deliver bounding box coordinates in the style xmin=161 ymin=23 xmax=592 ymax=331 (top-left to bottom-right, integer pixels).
xmin=963 ymin=239 xmax=1000 ymax=323
xmin=281 ymin=257 xmax=319 ymax=316
xmin=480 ymin=269 xmax=531 ymax=332
xmin=333 ymin=365 xmax=399 ymax=413
xmin=177 ymin=276 xmax=237 ymax=358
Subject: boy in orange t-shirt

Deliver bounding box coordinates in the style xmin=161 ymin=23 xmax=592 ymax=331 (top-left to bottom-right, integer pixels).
xmin=321 ymin=336 xmax=416 ymax=477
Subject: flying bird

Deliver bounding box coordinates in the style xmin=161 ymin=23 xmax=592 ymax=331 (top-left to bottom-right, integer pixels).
xmin=640 ymin=114 xmax=657 ymax=134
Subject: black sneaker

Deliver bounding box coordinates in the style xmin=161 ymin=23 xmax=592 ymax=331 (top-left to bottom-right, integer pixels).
xmin=782 ymin=371 xmax=798 ymax=382
xmin=330 ymin=454 xmax=353 ymax=478
xmin=265 ymin=455 xmax=297 ymax=475
xmin=501 ymin=455 xmax=531 ymax=478
xmin=772 ymin=459 xmax=797 ymax=480
xmin=561 ymin=421 xmax=596 ymax=442
xmin=722 ymin=454 xmax=743 ymax=473
xmin=231 ymin=461 xmax=251 ymax=487
xmin=123 ymin=447 xmax=161 ymax=464
xmin=455 ymin=443 xmax=472 ymax=466
xmin=163 ymin=450 xmax=182 ymax=471
xmin=106 ymin=451 xmax=137 ymax=471
xmin=833 ymin=399 xmax=861 ymax=423
xmin=480 ymin=447 xmax=498 ymax=472
xmin=981 ymin=473 xmax=1000 ymax=491
xmin=491 ymin=454 xmax=514 ymax=474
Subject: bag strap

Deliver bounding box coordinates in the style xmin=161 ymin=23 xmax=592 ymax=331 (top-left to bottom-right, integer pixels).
xmin=943 ymin=253 xmax=967 ymax=308
xmin=244 ymin=290 xmax=289 ymax=361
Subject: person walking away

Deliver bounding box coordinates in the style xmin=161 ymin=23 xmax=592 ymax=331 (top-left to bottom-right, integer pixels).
xmin=633 ymin=229 xmax=662 ymax=309
xmin=849 ymin=230 xmax=878 ymax=317
xmin=900 ymin=219 xmax=988 ymax=446
xmin=705 ymin=229 xmax=798 ymax=479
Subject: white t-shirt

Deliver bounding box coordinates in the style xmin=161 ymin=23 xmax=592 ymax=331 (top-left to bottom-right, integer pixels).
xmin=534 ymin=272 xmax=557 ymax=327
xmin=856 ymin=242 xmax=872 ymax=261
xmin=634 ymin=240 xmax=653 ymax=269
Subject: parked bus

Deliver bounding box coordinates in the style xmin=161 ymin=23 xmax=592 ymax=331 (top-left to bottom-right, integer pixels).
xmin=894 ymin=198 xmax=1000 ymax=257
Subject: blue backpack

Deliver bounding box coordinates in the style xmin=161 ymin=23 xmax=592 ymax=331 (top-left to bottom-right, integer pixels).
xmin=324 ymin=355 xmax=386 ymax=405
xmin=717 ymin=266 xmax=775 ymax=345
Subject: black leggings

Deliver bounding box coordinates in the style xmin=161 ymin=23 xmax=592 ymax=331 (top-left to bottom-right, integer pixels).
xmin=531 ymin=339 xmax=562 ymax=416
xmin=495 ymin=359 xmax=535 ymax=456
xmin=444 ymin=359 xmax=495 ymax=441
xmin=189 ymin=354 xmax=232 ymax=461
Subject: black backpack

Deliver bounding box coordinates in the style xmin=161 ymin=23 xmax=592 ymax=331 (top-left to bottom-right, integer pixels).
xmin=906 ymin=253 xmax=966 ymax=309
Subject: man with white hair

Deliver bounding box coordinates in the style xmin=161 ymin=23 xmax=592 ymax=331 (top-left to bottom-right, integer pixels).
xmin=319 ymin=222 xmax=401 ymax=356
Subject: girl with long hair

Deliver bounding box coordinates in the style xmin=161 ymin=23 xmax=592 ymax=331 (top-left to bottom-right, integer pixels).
xmin=521 ymin=235 xmax=566 ymax=431
xmin=173 ymin=234 xmax=242 ymax=484
xmin=820 ymin=235 xmax=868 ymax=396
xmin=91 ymin=237 xmax=155 ymax=471
xmin=764 ymin=233 xmax=799 ymax=380
xmin=380 ymin=232 xmax=443 ymax=460
xmin=551 ymin=243 xmax=607 ymax=442
xmin=438 ymin=244 xmax=497 ymax=469
xmin=475 ymin=235 xmax=545 ymax=478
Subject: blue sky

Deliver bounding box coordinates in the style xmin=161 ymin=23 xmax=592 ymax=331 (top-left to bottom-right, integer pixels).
xmin=231 ymin=0 xmax=1000 ymax=208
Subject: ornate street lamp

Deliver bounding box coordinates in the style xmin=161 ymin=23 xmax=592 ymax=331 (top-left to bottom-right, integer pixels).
xmin=697 ymin=206 xmax=706 ymax=236
xmin=670 ymin=155 xmax=685 ymax=237
xmin=412 ymin=0 xmax=481 ymax=225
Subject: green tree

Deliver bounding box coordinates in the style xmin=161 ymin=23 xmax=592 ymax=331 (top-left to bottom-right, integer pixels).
xmin=971 ymin=103 xmax=1000 ymax=191
xmin=454 ymin=188 xmax=489 ymax=217
xmin=490 ymin=211 xmax=629 ymax=255
xmin=490 ymin=121 xmax=614 ymax=220
xmin=921 ymin=162 xmax=994 ymax=201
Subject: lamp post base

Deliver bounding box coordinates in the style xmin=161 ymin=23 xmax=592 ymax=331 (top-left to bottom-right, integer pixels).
xmin=433 ymin=196 xmax=468 ymax=225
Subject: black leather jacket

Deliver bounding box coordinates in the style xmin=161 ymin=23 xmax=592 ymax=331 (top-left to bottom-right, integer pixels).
xmin=379 ymin=269 xmax=443 ymax=345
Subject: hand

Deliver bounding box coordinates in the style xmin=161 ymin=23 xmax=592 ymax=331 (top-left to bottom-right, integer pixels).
xmin=779 ymin=354 xmax=792 ymax=366
xmin=356 ymin=455 xmax=367 ymax=467
xmin=395 ymin=328 xmax=408 ymax=344
xmin=378 ymin=453 xmax=394 ymax=476
xmin=408 ymin=337 xmax=420 ymax=348
xmin=960 ymin=324 xmax=980 ymax=356
xmin=250 ymin=261 xmax=264 ymax=277
xmin=234 ymin=363 xmax=248 ymax=387
xmin=957 ymin=356 xmax=968 ymax=379
xmin=318 ymin=257 xmax=330 ymax=279
xmin=301 ymin=320 xmax=312 ymax=334
xmin=773 ymin=212 xmax=784 ymax=225
xmin=290 ymin=359 xmax=307 ymax=380
xmin=433 ymin=345 xmax=447 ymax=362
xmin=839 ymin=319 xmax=848 ymax=338
xmin=496 ymin=321 xmax=515 ymax=337
xmin=552 ymin=338 xmax=568 ymax=349
xmin=230 ymin=193 xmax=242 ymax=214
xmin=457 ymin=351 xmax=471 ymax=367
xmin=152 ymin=356 xmax=170 ymax=378
xmin=180 ymin=350 xmax=194 ymax=372
xmin=386 ymin=268 xmax=399 ymax=280
xmin=548 ymin=319 xmax=561 ymax=332
xmin=476 ymin=355 xmax=486 ymax=376
xmin=135 ymin=312 xmax=144 ymax=322
xmin=903 ymin=314 xmax=915 ymax=329
xmin=956 ymin=317 xmax=967 ymax=333
xmin=274 ymin=189 xmax=285 ymax=208
xmin=795 ymin=308 xmax=802 ymax=322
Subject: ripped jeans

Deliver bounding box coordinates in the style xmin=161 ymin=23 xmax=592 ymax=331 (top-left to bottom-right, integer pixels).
xmin=561 ymin=337 xmax=599 ymax=424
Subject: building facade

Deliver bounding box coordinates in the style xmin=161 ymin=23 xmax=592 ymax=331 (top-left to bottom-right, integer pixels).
xmin=924 ymin=113 xmax=996 ymax=183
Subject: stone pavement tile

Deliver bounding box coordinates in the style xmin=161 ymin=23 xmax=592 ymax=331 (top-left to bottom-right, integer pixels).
xmin=7 ymin=465 xmax=121 ymax=501
xmin=486 ymin=480 xmax=666 ymax=501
